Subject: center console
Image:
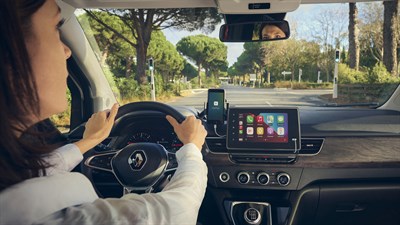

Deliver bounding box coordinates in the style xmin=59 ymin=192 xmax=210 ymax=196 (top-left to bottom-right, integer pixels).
xmin=206 ymin=106 xmax=303 ymax=191
xmin=205 ymin=105 xmax=303 ymax=225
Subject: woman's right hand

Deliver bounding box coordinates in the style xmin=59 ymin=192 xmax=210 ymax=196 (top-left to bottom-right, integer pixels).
xmin=75 ymin=104 xmax=119 ymax=154
xmin=166 ymin=115 xmax=207 ymax=151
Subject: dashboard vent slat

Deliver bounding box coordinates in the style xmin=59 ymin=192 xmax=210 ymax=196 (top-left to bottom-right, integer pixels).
xmin=206 ymin=138 xmax=227 ymax=153
xmin=299 ymin=138 xmax=324 ymax=155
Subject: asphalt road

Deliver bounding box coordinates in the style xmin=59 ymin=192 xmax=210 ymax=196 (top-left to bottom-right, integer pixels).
xmin=168 ymin=84 xmax=333 ymax=110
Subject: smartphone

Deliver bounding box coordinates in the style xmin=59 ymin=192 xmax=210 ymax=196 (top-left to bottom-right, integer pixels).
xmin=207 ymin=89 xmax=225 ymax=124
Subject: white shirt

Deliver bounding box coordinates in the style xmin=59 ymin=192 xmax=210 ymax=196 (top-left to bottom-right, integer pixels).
xmin=0 ymin=143 xmax=207 ymax=225
xmin=44 ymin=143 xmax=83 ymax=175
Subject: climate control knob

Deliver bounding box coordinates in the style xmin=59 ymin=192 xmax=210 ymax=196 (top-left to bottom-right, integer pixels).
xmin=256 ymin=172 xmax=270 ymax=185
xmin=277 ymin=173 xmax=290 ymax=186
xmin=237 ymin=172 xmax=250 ymax=184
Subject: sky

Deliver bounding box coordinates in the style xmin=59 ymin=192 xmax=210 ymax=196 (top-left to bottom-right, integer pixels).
xmin=163 ymin=3 xmax=352 ymax=67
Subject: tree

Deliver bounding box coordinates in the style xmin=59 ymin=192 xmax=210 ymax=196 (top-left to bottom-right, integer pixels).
xmin=383 ymin=0 xmax=399 ymax=76
xmin=230 ymin=42 xmax=267 ymax=84
xmin=148 ymin=31 xmax=184 ymax=84
xmin=229 ymin=39 xmax=321 ymax=83
xmin=176 ymin=35 xmax=227 ymax=86
xmin=181 ymin=61 xmax=197 ymax=80
xmin=279 ymin=40 xmax=303 ymax=81
xmin=310 ymin=7 xmax=347 ymax=82
xmin=349 ymin=3 xmax=360 ymax=70
xmin=204 ymin=59 xmax=228 ymax=77
xmin=244 ymin=42 xmax=266 ymax=75
xmin=340 ymin=45 xmax=348 ymax=64
xmin=261 ymin=41 xmax=282 ymax=81
xmin=227 ymin=64 xmax=239 ymax=76
xmin=359 ymin=2 xmax=384 ymax=68
xmin=78 ymin=11 xmax=136 ymax=78
xmin=268 ymin=39 xmax=321 ymax=82
xmin=84 ymin=8 xmax=222 ymax=84
xmin=232 ymin=55 xmax=252 ymax=81
xmin=227 ymin=61 xmax=244 ymax=84
xmin=295 ymin=40 xmax=321 ymax=82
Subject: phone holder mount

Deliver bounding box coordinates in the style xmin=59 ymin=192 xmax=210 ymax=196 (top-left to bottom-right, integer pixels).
xmin=201 ymin=100 xmax=229 ymax=122
xmin=200 ymin=100 xmax=229 ymax=137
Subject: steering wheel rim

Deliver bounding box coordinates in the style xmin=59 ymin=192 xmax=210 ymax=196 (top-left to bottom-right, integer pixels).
xmin=115 ymin=101 xmax=186 ymax=123
xmin=83 ymin=101 xmax=185 ymax=194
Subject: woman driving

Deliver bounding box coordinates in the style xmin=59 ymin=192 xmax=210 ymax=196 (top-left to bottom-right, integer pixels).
xmin=0 ymin=0 xmax=208 ymax=224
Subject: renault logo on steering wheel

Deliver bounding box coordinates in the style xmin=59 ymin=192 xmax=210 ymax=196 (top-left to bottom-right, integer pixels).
xmin=128 ymin=151 xmax=147 ymax=170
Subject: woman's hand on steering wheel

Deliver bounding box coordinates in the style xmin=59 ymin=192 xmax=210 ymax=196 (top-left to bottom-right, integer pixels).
xmin=75 ymin=103 xmax=119 ymax=154
xmin=166 ymin=115 xmax=207 ymax=150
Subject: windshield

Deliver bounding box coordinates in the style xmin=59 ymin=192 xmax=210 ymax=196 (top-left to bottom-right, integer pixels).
xmin=75 ymin=2 xmax=399 ymax=111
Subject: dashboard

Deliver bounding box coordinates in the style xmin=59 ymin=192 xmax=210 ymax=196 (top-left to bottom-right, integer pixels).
xmin=77 ymin=106 xmax=400 ymax=225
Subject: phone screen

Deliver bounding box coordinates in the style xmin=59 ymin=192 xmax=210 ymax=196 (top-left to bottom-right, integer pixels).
xmin=207 ymin=89 xmax=225 ymax=123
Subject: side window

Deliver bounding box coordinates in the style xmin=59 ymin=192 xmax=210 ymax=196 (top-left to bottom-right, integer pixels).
xmin=50 ymin=88 xmax=71 ymax=133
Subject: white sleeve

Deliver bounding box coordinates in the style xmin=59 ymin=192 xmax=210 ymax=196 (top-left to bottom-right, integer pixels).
xmin=0 ymin=173 xmax=99 ymax=225
xmin=44 ymin=144 xmax=83 ymax=175
xmin=35 ymin=143 xmax=208 ymax=225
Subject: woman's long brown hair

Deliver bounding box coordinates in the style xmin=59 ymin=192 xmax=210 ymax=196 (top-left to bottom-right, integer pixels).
xmin=0 ymin=0 xmax=66 ymax=191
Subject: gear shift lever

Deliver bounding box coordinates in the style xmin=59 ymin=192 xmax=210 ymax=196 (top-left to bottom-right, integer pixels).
xmin=230 ymin=201 xmax=272 ymax=225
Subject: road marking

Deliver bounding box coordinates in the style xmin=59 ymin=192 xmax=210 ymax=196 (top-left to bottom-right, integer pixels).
xmin=265 ymin=101 xmax=272 ymax=106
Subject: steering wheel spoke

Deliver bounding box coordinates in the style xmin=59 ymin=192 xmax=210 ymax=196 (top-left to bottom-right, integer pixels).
xmin=85 ymin=151 xmax=117 ymax=172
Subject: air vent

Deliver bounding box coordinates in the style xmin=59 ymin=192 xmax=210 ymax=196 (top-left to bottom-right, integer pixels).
xmin=230 ymin=155 xmax=296 ymax=164
xmin=206 ymin=137 xmax=324 ymax=155
xmin=299 ymin=138 xmax=324 ymax=155
xmin=206 ymin=137 xmax=227 ymax=153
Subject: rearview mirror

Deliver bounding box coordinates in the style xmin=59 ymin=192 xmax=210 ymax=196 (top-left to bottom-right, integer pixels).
xmin=219 ymin=21 xmax=290 ymax=42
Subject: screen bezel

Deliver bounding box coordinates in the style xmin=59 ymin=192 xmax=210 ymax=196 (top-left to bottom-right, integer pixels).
xmin=206 ymin=89 xmax=225 ymax=124
xmin=226 ymin=107 xmax=301 ymax=152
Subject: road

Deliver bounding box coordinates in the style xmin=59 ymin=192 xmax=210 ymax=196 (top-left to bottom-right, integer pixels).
xmin=168 ymin=85 xmax=332 ymax=110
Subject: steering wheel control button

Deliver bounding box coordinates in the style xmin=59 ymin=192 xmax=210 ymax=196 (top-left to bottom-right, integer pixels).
xmin=166 ymin=153 xmax=178 ymax=170
xmin=277 ymin=173 xmax=291 ymax=186
xmin=244 ymin=208 xmax=261 ymax=225
xmin=237 ymin=172 xmax=250 ymax=184
xmin=256 ymin=172 xmax=270 ymax=185
xmin=87 ymin=153 xmax=116 ymax=171
xmin=219 ymin=172 xmax=230 ymax=182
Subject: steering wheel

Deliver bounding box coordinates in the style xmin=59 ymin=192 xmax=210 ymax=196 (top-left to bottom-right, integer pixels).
xmin=83 ymin=101 xmax=186 ymax=194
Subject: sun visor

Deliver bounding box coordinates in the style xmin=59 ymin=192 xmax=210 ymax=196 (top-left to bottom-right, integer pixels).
xmin=216 ymin=0 xmax=301 ymax=14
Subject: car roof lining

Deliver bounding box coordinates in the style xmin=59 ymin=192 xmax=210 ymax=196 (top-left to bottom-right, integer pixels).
xmin=61 ymin=0 xmax=389 ymax=9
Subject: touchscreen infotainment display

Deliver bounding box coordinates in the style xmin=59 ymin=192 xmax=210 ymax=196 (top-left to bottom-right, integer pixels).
xmin=227 ymin=108 xmax=300 ymax=152
xmin=238 ymin=112 xmax=289 ymax=143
